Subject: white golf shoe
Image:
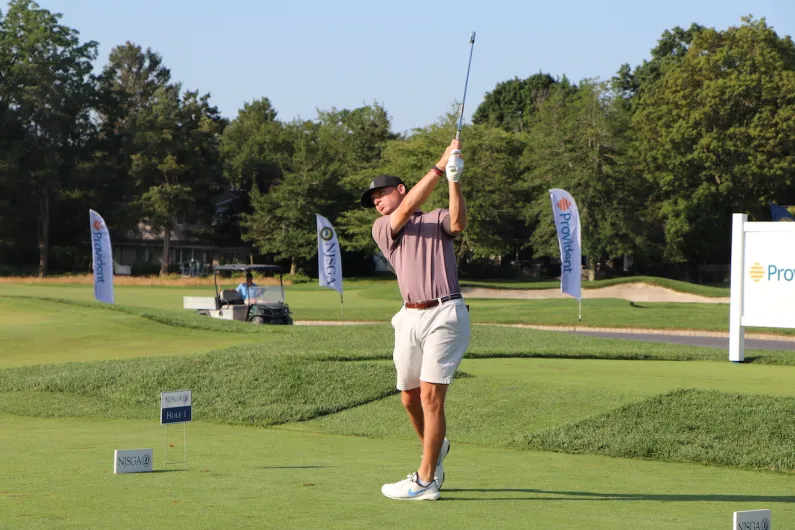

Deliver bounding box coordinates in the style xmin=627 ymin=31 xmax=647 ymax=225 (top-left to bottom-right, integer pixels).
xmin=381 ymin=472 xmax=440 ymax=501
xmin=434 ymin=438 xmax=450 ymax=490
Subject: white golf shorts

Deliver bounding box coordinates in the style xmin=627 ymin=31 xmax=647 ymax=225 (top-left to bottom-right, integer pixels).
xmin=390 ymin=298 xmax=471 ymax=390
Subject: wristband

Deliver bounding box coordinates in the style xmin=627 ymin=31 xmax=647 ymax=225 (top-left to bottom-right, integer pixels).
xmin=431 ymin=165 xmax=444 ymax=176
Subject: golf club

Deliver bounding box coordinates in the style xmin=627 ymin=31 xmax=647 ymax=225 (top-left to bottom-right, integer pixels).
xmin=456 ymin=31 xmax=476 ymax=141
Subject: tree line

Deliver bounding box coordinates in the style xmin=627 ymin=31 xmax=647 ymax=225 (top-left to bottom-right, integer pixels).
xmin=1 ymin=1 xmax=793 ymax=279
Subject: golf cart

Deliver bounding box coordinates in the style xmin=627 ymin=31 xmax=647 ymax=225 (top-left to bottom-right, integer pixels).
xmin=183 ymin=264 xmax=293 ymax=325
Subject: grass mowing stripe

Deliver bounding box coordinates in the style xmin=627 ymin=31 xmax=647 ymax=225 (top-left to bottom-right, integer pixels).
xmin=520 ymin=388 xmax=795 ymax=473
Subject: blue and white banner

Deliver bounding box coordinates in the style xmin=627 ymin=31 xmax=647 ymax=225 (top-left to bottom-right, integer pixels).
xmin=89 ymin=209 xmax=114 ymax=304
xmin=316 ymin=214 xmax=343 ymax=296
xmin=549 ymin=189 xmax=581 ymax=301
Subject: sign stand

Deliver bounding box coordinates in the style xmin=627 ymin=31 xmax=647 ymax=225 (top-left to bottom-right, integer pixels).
xmin=160 ymin=390 xmax=192 ymax=470
xmin=729 ymin=213 xmax=795 ymax=362
xmin=164 ymin=423 xmax=188 ymax=470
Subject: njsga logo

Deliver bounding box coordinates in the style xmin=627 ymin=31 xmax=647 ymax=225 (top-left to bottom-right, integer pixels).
xmin=320 ymin=227 xmax=334 ymax=242
xmin=737 ymin=516 xmax=769 ymax=530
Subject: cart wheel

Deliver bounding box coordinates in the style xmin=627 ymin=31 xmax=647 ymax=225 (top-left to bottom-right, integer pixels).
xmin=197 ymin=310 xmax=210 ymax=317
xmin=250 ymin=316 xmax=266 ymax=325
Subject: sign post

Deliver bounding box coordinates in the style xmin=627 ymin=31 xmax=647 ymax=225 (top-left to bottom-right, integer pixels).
xmin=729 ymin=213 xmax=795 ymax=362
xmin=160 ymin=390 xmax=192 ymax=469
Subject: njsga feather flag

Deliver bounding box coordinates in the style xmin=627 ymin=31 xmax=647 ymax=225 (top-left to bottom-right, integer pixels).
xmin=549 ymin=189 xmax=582 ymax=315
xmin=316 ymin=214 xmax=344 ymax=314
xmin=89 ymin=209 xmax=114 ymax=304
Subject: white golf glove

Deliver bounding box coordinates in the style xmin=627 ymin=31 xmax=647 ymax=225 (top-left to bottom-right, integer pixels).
xmin=446 ymin=149 xmax=464 ymax=182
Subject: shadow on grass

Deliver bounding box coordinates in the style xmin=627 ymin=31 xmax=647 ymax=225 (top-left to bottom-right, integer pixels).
xmin=257 ymin=466 xmax=337 ymax=469
xmin=443 ymin=488 xmax=795 ymax=503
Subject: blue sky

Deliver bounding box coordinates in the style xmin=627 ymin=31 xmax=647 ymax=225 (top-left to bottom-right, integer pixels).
xmin=35 ymin=0 xmax=795 ymax=134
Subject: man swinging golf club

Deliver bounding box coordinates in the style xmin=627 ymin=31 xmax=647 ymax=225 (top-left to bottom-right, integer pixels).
xmin=361 ymin=140 xmax=470 ymax=501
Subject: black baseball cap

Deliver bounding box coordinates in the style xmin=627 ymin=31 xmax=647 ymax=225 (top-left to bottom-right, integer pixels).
xmin=360 ymin=175 xmax=406 ymax=208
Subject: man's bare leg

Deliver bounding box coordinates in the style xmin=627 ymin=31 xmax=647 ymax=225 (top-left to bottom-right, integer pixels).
xmin=401 ymin=388 xmax=424 ymax=441
xmin=417 ymin=381 xmax=448 ymax=483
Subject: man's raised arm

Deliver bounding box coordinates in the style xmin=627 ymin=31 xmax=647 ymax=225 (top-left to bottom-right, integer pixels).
xmin=390 ymin=140 xmax=461 ymax=234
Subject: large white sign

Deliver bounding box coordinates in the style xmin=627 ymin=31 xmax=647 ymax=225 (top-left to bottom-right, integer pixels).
xmin=733 ymin=508 xmax=771 ymax=529
xmin=729 ymin=214 xmax=795 ymax=361
xmin=114 ymin=448 xmax=153 ymax=474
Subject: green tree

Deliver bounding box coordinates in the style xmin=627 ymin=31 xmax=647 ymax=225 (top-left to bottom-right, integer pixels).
xmin=219 ymin=98 xmax=284 ymax=192
xmin=240 ymin=119 xmax=342 ymax=273
xmin=612 ymin=23 xmax=706 ymax=110
xmin=93 ymin=42 xmax=173 ymax=227
xmin=472 ymin=73 xmax=568 ymax=132
xmin=633 ymin=17 xmax=795 ymax=264
xmin=0 ymin=0 xmax=98 ymax=275
xmin=337 ymin=112 xmax=531 ymax=266
xmin=239 ymin=104 xmax=395 ymax=273
xmin=524 ymin=81 xmax=644 ymax=276
xmin=130 ymin=85 xmax=226 ymax=275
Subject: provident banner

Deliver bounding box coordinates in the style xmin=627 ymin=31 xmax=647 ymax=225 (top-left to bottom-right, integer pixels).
xmin=89 ymin=209 xmax=114 ymax=304
xmin=316 ymin=214 xmax=343 ymax=296
xmin=549 ymin=189 xmax=581 ymax=301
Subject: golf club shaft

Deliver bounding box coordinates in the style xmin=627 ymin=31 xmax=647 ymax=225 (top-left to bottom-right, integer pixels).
xmin=456 ymin=31 xmax=476 ymax=141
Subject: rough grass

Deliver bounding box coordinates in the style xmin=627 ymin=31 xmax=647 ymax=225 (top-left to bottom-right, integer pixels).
xmin=0 ymin=351 xmax=398 ymax=426
xmin=519 ymin=388 xmax=795 ymax=473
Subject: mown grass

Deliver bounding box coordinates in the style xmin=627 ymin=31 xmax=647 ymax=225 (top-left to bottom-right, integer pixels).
xmin=0 ymin=287 xmax=751 ymax=335
xmin=520 ymin=388 xmax=795 ymax=473
xmin=2 ymin=295 xmax=794 ymax=369
xmin=5 ymin=290 xmax=795 ymax=527
xmin=5 ymin=413 xmax=795 ymax=529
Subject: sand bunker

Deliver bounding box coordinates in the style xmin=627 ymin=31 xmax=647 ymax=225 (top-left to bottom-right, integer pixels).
xmin=461 ymin=283 xmax=730 ymax=304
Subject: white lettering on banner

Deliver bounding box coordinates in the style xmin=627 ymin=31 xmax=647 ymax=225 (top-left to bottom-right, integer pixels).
xmin=316 ymin=214 xmax=343 ymax=296
xmin=89 ymin=210 xmax=114 ymax=304
xmin=548 ymin=189 xmax=582 ymax=301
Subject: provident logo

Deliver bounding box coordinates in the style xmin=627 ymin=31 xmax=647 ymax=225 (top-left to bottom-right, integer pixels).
xmin=749 ymin=262 xmax=795 ymax=282
xmin=557 ymin=198 xmax=571 ymax=211
xmin=93 ymin=219 xmax=104 ymax=231
xmin=749 ymin=262 xmax=765 ymax=282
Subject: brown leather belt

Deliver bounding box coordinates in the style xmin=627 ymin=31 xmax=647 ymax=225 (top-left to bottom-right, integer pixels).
xmin=404 ymin=293 xmax=463 ymax=310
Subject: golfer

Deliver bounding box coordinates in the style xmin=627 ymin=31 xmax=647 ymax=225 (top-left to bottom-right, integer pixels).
xmin=361 ymin=139 xmax=471 ymax=501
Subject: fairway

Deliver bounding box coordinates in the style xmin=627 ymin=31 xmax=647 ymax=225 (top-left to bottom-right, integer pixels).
xmin=0 ymin=297 xmax=263 ymax=367
xmin=3 ymin=286 xmax=795 ymax=528
xmin=0 ymin=282 xmax=739 ymax=331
